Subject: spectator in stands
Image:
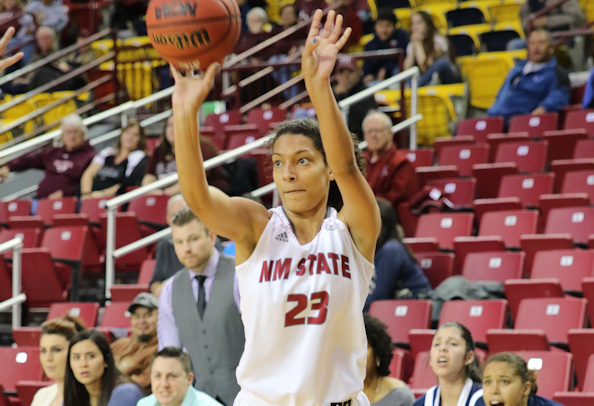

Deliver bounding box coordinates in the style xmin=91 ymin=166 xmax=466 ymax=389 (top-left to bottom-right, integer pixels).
xmin=413 ymin=322 xmax=485 ymax=406
xmin=363 ymin=314 xmax=415 ymax=406
xmin=0 ymin=113 xmax=95 ymax=199
xmin=362 ymin=111 xmax=420 ymax=210
xmin=157 ymin=207 xmax=244 ymax=406
xmin=363 ymin=9 xmax=409 ymax=86
xmin=137 ymin=347 xmax=222 ymax=406
xmin=32 ymin=316 xmax=86 ymax=406
xmin=487 ymin=30 xmax=570 ymax=125
xmin=25 ymin=0 xmax=68 ymax=37
xmin=234 ymin=7 xmax=273 ymax=58
xmin=141 ymin=116 xmax=228 ymax=195
xmin=64 ymin=330 xmax=144 ymax=406
xmin=404 ymin=11 xmax=461 ymax=87
xmin=80 ymin=119 xmax=149 ymax=199
xmin=582 ymin=66 xmax=594 ymax=109
xmin=70 ymin=28 xmax=95 ymax=66
xmin=364 ymin=198 xmax=431 ymax=312
xmin=149 ymin=194 xmax=186 ymax=298
xmin=111 ymin=293 xmax=159 ymax=394
xmin=333 ymin=55 xmax=377 ymax=139
xmin=481 ymin=352 xmax=563 ymax=406
xmin=0 ymin=0 xmax=34 ymax=67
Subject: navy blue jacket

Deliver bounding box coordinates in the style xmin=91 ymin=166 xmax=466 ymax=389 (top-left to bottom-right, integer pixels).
xmin=414 ymin=380 xmax=485 ymax=406
xmin=362 ymin=29 xmax=409 ymax=78
xmin=487 ymin=58 xmax=569 ymax=123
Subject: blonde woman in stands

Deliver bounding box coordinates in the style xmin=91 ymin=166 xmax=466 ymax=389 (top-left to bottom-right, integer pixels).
xmin=481 ymin=352 xmax=562 ymax=406
xmin=32 ymin=316 xmax=86 ymax=406
xmin=413 ymin=322 xmax=485 ymax=406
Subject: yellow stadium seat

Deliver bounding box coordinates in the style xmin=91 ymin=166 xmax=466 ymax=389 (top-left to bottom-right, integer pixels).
xmin=0 ymin=95 xmax=37 ymax=134
xmin=458 ymin=1 xmax=499 ymax=23
xmin=417 ymin=4 xmax=457 ymax=34
xmin=448 ymin=23 xmax=492 ymax=51
xmin=582 ymin=0 xmax=594 ymax=22
xmin=415 ymin=0 xmax=456 ymax=7
xmin=493 ymin=20 xmax=525 ymax=39
xmin=489 ymin=0 xmax=522 ymax=23
xmin=0 ymin=120 xmax=13 ymax=144
xmin=32 ymin=92 xmax=78 ymax=130
xmin=395 ymin=8 xmax=412 ymax=32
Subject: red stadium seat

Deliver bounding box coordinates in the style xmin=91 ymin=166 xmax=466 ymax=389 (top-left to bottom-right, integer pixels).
xmin=416 ymin=166 xmax=459 ymax=188
xmin=520 ymin=234 xmax=574 ymax=277
xmin=438 ymin=145 xmax=489 ymax=177
xmin=100 ymin=213 xmax=148 ymax=271
xmin=35 ymin=197 xmax=77 ymax=227
xmin=204 ymin=110 xmax=243 ymax=137
xmin=433 ymin=136 xmax=475 ymax=161
xmin=462 ymin=251 xmax=524 ymax=282
xmin=21 ymin=248 xmax=69 ymax=307
xmin=498 ymin=173 xmax=554 ymax=208
xmin=503 ymin=279 xmax=564 ymax=322
xmin=568 ymin=330 xmax=594 ymax=390
xmin=551 ymin=158 xmax=594 ymax=192
xmin=128 ymin=194 xmax=169 ymax=231
xmin=563 ymin=109 xmax=594 ymax=137
xmin=7 ymin=216 xmax=44 ymax=230
xmin=514 ymin=351 xmax=572 ymax=399
xmin=368 ymin=300 xmax=432 ymax=345
xmin=545 ymin=206 xmax=594 ymax=245
xmin=508 ymin=113 xmax=558 ymax=137
xmin=398 ymin=202 xmax=420 ymax=238
xmin=486 ymin=132 xmax=530 ymax=163
xmin=415 ymin=212 xmax=474 ymax=250
xmin=472 ymin=197 xmax=522 ymax=225
xmin=409 ymin=329 xmax=436 ymax=362
xmin=401 ymin=148 xmax=435 ymax=169
xmin=574 ymin=139 xmax=594 ymax=159
xmin=402 ymin=238 xmax=439 ymax=254
xmin=531 ymin=249 xmax=594 ymax=291
xmin=543 ymin=129 xmax=588 ymax=162
xmin=389 ymin=348 xmax=405 ymax=380
xmin=225 ymin=131 xmax=263 ymax=150
xmin=582 ymin=277 xmax=594 ymax=326
xmin=0 ymin=199 xmax=31 ymax=226
xmin=561 ymin=170 xmax=594 ymax=202
xmin=410 ymin=352 xmax=438 ymax=391
xmin=98 ymin=301 xmax=132 ymax=339
xmin=415 ymin=252 xmax=456 ymax=288
xmin=494 ymin=140 xmax=548 ymax=173
xmin=0 ymin=347 xmax=43 ymax=393
xmin=472 ymin=162 xmax=518 ymax=199
xmin=16 ymin=381 xmax=52 ymax=406
xmin=453 ymin=236 xmax=506 ymax=272
xmin=478 ymin=209 xmax=538 ymax=248
xmin=0 ymin=257 xmax=10 ymax=303
xmin=0 ymin=228 xmax=41 ymax=259
xmin=110 ymin=259 xmax=154 ymax=301
xmin=80 ymin=197 xmax=110 ymax=224
xmin=246 ymin=108 xmax=286 ymax=133
xmin=427 ymin=178 xmax=476 ymax=208
xmin=439 ymin=299 xmax=508 ymax=343
xmin=554 ymin=354 xmax=594 ymax=405
xmin=456 ymin=117 xmax=504 ymax=144
xmin=537 ymin=194 xmax=590 ymax=233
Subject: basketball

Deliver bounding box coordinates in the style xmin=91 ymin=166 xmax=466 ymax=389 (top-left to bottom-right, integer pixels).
xmin=146 ymin=0 xmax=241 ymax=70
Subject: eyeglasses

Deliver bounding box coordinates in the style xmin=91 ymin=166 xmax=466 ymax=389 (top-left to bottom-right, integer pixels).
xmin=364 ymin=127 xmax=390 ymax=135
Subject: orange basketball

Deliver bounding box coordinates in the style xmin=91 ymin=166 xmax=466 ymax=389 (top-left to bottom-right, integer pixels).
xmin=146 ymin=0 xmax=241 ymax=70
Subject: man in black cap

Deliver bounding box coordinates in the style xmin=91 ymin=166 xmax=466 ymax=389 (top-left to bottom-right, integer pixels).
xmin=111 ymin=292 xmax=159 ymax=394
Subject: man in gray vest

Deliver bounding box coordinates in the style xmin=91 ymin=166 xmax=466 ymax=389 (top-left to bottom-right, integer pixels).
xmin=157 ymin=207 xmax=244 ymax=406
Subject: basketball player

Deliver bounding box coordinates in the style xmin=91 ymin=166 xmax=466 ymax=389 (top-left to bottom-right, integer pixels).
xmin=0 ymin=27 xmax=24 ymax=72
xmin=171 ymin=10 xmax=380 ymax=406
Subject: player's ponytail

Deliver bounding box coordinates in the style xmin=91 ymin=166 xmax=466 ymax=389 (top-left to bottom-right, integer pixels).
xmin=271 ymin=118 xmax=366 ymax=211
xmin=437 ymin=322 xmax=482 ymax=382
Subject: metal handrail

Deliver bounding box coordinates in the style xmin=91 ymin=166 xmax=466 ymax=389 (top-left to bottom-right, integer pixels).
xmin=0 ymin=237 xmax=24 ymax=329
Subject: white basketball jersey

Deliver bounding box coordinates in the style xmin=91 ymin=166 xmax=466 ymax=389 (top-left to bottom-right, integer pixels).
xmin=235 ymin=207 xmax=374 ymax=406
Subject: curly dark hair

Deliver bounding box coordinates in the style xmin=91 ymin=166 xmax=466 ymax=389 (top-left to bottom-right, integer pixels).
xmin=364 ymin=313 xmax=393 ymax=377
xmin=270 ymin=118 xmax=366 ymax=211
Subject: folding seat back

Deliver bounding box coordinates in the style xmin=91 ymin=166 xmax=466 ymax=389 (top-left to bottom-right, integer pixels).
xmin=410 ymin=352 xmax=438 ymax=389
xmin=41 ymin=226 xmax=101 ymax=268
xmin=494 ymin=140 xmax=548 ymax=173
xmin=415 ymin=212 xmax=474 ymax=250
xmin=564 ymin=109 xmax=594 ymax=137
xmin=456 ymin=117 xmax=504 ymax=144
xmin=520 ymin=234 xmax=575 ymax=278
xmin=472 ymin=162 xmax=518 ymax=199
xmin=478 ymin=209 xmax=538 ymax=248
xmin=514 ymin=351 xmax=572 ymax=399
xmin=551 ymin=158 xmax=594 ymax=192
xmin=486 ymin=132 xmax=530 ymax=163
xmin=503 ymin=279 xmax=564 ymax=323
xmin=128 ymin=194 xmax=169 ymax=228
xmin=35 ymin=197 xmax=77 ymax=226
xmin=481 ymin=30 xmax=522 ymax=52
xmin=47 ymin=302 xmax=100 ymax=327
xmin=416 ymin=166 xmax=459 ymax=188
xmin=581 ymin=278 xmax=594 ymax=326
xmin=246 ymin=108 xmax=286 ymax=132
xmin=472 ymin=197 xmax=522 ymax=225
xmin=537 ymin=193 xmax=589 ymax=233
xmin=226 ymin=131 xmax=263 ymax=150
xmin=138 ymin=258 xmax=156 ymax=285
xmin=401 ymin=148 xmax=435 ymax=168
xmin=0 ymin=228 xmax=41 ymax=258
xmin=368 ymin=300 xmax=432 ymax=344
xmin=16 ymin=381 xmax=52 ymax=406
xmin=0 ymin=199 xmax=31 ymax=225
xmin=0 ymin=257 xmax=10 ymax=302
xmin=498 ymin=173 xmax=554 ymax=208
xmin=453 ymin=236 xmax=506 ymax=273
xmin=439 ymin=145 xmax=489 ymax=177
xmin=433 ymin=136 xmax=474 ymax=161
xmin=561 ymin=170 xmax=594 ymax=202
xmin=532 ymin=249 xmax=594 ymax=292
xmin=545 ymin=206 xmax=594 ymax=245
xmin=100 ymin=301 xmax=132 ymax=329
xmin=462 ymin=251 xmax=524 ymax=282
xmin=389 ymin=349 xmax=405 ymax=380
xmin=415 ymin=252 xmax=455 ymax=288
xmin=574 ymin=139 xmax=594 ymax=159
xmin=21 ymin=248 xmax=69 ymax=306
xmin=508 ymin=113 xmax=558 ymax=137
xmin=204 ymin=110 xmax=242 ymax=136
xmin=515 ymin=298 xmax=587 ymax=344
xmin=568 ymin=329 xmax=594 ymax=389
xmin=0 ymin=347 xmax=43 ymax=392
xmin=80 ymin=197 xmax=110 ymax=224
xmin=427 ymin=178 xmax=476 ymax=207
xmin=100 ymin=213 xmax=148 ymax=269
xmin=543 ymin=129 xmax=588 ymax=162
xmin=448 ymin=33 xmax=477 ymax=57
xmin=439 ymin=299 xmax=508 ymax=343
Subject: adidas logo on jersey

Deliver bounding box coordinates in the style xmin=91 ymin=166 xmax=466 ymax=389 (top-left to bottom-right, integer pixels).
xmin=275 ymin=232 xmax=288 ymax=242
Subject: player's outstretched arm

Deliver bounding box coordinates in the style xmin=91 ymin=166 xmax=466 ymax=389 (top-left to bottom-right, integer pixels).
xmin=171 ymin=66 xmax=269 ymax=257
xmin=0 ymin=27 xmax=23 ymax=72
xmin=302 ymin=10 xmax=380 ymax=262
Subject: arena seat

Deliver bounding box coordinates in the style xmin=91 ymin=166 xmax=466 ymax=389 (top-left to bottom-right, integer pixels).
xmin=204 ymin=110 xmax=243 ymax=137
xmin=514 ymin=351 xmax=572 ymax=400
xmin=414 ymin=212 xmax=474 ymax=250
xmin=0 ymin=199 xmax=31 ymax=226
xmin=79 ymin=197 xmax=111 ymax=225
xmin=508 ymin=113 xmax=558 ymax=137
xmin=488 ymin=1 xmax=522 ymax=23
xmin=568 ymin=330 xmax=594 ymax=390
xmin=530 ymin=249 xmax=594 ymax=292
xmin=439 ymin=299 xmax=508 ymax=343
xmin=433 ymin=135 xmax=475 ymax=161
xmin=0 ymin=228 xmax=41 ymax=259
xmin=438 ymin=145 xmax=489 ymax=177
xmin=455 ymin=117 xmax=504 ymax=144
xmin=0 ymin=258 xmax=11 ymax=302
xmin=34 ymin=197 xmax=78 ymax=227
xmin=472 ymin=197 xmax=522 ymax=225
xmin=503 ymin=279 xmax=564 ymax=322
xmin=563 ymin=109 xmax=594 ymax=137
xmin=472 ymin=162 xmax=518 ymax=198
xmin=97 ymin=301 xmax=132 ymax=339
xmin=414 ymin=252 xmax=456 ymax=288
xmin=21 ymin=248 xmax=69 ymax=307
xmin=486 ymin=132 xmax=530 ymax=163
xmin=7 ymin=216 xmax=45 ymax=230
xmin=416 ymin=165 xmax=460 ymax=188
xmin=461 ymin=251 xmax=524 ymax=282
xmin=574 ymin=139 xmax=594 ymax=159
xmin=520 ymin=234 xmax=574 ymax=277
xmin=246 ymin=107 xmax=286 ymax=134
xmin=551 ymin=158 xmax=594 ymax=192
xmin=128 ymin=194 xmax=169 ymax=232
xmin=426 ymin=178 xmax=476 ymax=207
xmin=545 ymin=206 xmax=594 ymax=245
xmin=109 ymin=258 xmax=155 ymax=302
xmin=561 ymin=170 xmax=594 ymax=203
xmin=99 ymin=213 xmax=148 ymax=271
xmin=537 ymin=194 xmax=590 ymax=232
xmin=409 ymin=352 xmax=438 ymax=391
xmin=408 ymin=329 xmax=436 ymax=362
xmin=402 ymin=238 xmax=440 ymax=254
xmin=401 ymin=148 xmax=435 ymax=169
xmin=453 ymin=235 xmax=506 ymax=272
xmin=0 ymin=347 xmax=43 ymax=393
xmin=481 ymin=29 xmax=522 ymax=52
xmin=497 ymin=173 xmax=554 ymax=208
xmin=447 ymin=32 xmax=479 ymax=56
xmin=582 ymin=278 xmax=594 ymax=326
xmin=368 ymin=300 xmax=432 ymax=345
xmin=389 ymin=349 xmax=405 ymax=380
xmin=225 ymin=130 xmax=264 ymax=150
xmin=494 ymin=140 xmax=548 ymax=173
xmin=478 ymin=209 xmax=538 ymax=248
xmin=446 ymin=8 xmax=486 ymax=27
xmin=16 ymin=381 xmax=52 ymax=406
xmin=543 ymin=129 xmax=588 ymax=162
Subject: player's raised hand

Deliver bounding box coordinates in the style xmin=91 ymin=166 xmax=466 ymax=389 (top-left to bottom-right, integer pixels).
xmin=171 ymin=63 xmax=219 ymax=112
xmin=0 ymin=27 xmax=23 ymax=72
xmin=302 ymin=9 xmax=351 ymax=82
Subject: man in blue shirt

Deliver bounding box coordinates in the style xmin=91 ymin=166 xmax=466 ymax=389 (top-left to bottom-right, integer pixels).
xmin=488 ymin=30 xmax=570 ymax=125
xmin=362 ymin=9 xmax=409 ymax=85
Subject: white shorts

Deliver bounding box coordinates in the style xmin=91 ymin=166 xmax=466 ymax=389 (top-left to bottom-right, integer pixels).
xmin=233 ymin=389 xmax=371 ymax=406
